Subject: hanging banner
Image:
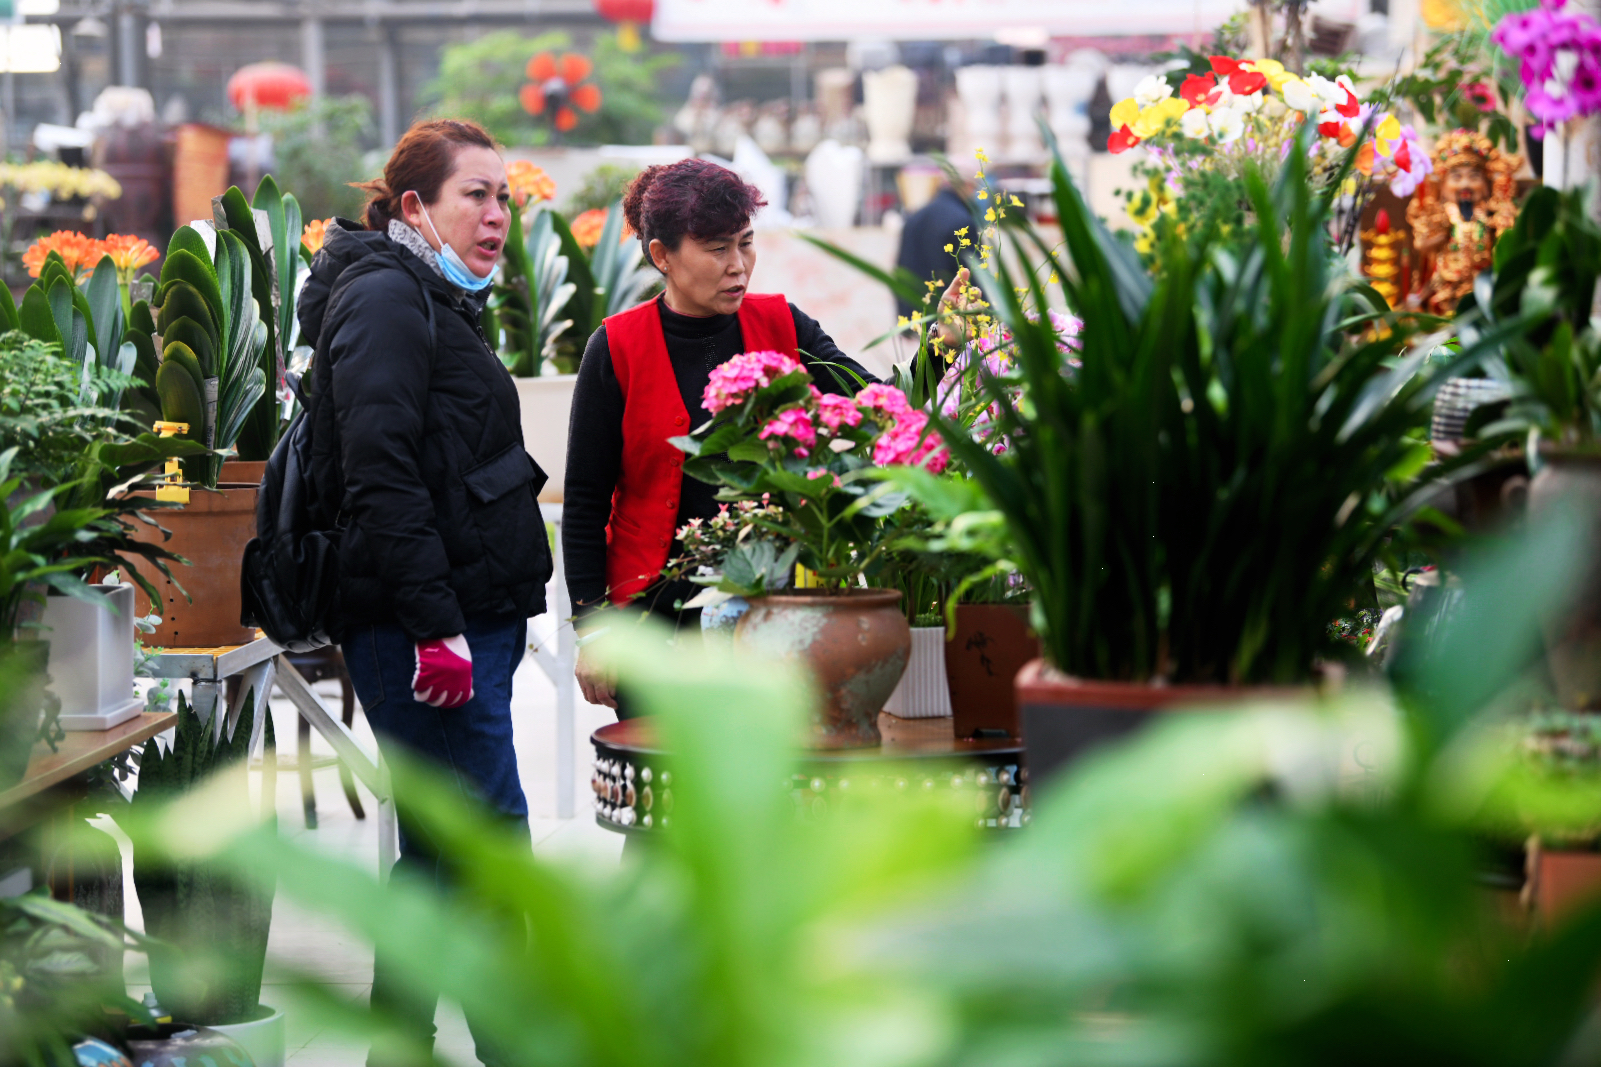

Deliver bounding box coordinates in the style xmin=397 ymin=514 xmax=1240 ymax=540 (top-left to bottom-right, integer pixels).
xmin=652 ymin=0 xmax=1249 ymax=42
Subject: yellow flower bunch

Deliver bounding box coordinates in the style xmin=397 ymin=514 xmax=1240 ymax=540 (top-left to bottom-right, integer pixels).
xmin=0 ymin=161 xmax=121 ymax=200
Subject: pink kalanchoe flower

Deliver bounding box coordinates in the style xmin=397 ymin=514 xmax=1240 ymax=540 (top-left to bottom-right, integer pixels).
xmin=703 ymin=349 xmax=806 ymax=414
xmin=758 ymin=406 xmax=817 ymax=457
xmin=872 ymin=409 xmax=949 ymax=473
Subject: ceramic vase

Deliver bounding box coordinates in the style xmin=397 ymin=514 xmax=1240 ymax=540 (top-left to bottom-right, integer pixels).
xmin=882 ymin=625 xmax=953 ymax=719
xmin=1001 ymin=66 xmax=1045 ymax=162
xmin=805 ymin=139 xmax=864 ymax=229
xmin=735 ymin=590 xmax=910 ymax=747
xmin=863 ymin=64 xmax=917 ymax=163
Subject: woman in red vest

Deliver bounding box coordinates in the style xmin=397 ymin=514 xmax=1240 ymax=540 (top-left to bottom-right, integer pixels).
xmin=563 ymin=159 xmax=887 ymax=710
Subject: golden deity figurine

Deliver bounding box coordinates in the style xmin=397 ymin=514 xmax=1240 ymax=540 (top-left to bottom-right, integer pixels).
xmin=1406 ymin=129 xmax=1520 ymax=316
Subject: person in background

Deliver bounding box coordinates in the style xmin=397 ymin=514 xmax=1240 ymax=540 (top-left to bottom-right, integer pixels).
xmin=894 ymin=173 xmax=975 ymax=321
xmin=298 ymin=117 xmax=551 ymax=1067
xmin=562 ymin=158 xmax=877 ymax=714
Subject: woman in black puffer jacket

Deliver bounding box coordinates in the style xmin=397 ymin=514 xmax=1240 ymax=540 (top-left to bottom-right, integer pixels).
xmin=296 ymin=118 xmax=548 ymax=1067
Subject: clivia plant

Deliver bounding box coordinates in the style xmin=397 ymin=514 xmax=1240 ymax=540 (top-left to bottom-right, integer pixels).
xmin=669 ymin=351 xmax=945 ymax=593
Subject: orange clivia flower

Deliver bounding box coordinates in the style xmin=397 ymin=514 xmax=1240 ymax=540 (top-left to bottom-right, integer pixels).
xmin=568 ymin=208 xmax=633 ymax=249
xmin=302 ymin=217 xmax=334 ymax=255
xmin=23 ymin=229 xmax=100 ymax=279
xmin=100 ymin=233 xmax=160 ymax=279
xmin=506 ymin=160 xmax=557 ymax=207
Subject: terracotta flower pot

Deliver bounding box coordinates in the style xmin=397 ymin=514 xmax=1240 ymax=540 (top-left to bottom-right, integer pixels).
xmin=735 ymin=589 xmax=910 ymax=748
xmin=1526 ymin=844 xmax=1601 ymax=925
xmin=1529 ymin=452 xmax=1601 ymax=708
xmin=218 ymin=459 xmax=267 ymax=485
xmin=128 ymin=484 xmax=259 ymax=649
xmin=945 ymin=604 xmax=1039 ymax=739
xmin=1016 ymin=660 xmax=1302 ymax=785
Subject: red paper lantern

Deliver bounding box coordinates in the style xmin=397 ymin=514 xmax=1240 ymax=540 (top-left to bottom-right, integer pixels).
xmin=226 ymin=62 xmax=313 ymax=112
xmin=594 ymin=0 xmax=654 ymax=21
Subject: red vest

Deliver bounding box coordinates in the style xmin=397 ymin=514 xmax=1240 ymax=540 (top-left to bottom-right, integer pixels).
xmin=603 ymin=293 xmax=798 ymax=604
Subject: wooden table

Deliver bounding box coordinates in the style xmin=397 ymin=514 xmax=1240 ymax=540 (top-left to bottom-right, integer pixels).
xmin=0 ymin=711 xmax=176 ymax=838
xmin=591 ymin=713 xmax=1028 ymax=835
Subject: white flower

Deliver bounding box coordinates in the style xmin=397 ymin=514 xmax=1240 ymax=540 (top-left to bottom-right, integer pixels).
xmin=1280 ymin=78 xmax=1319 ymax=113
xmin=1133 ymin=74 xmax=1173 ymax=107
xmin=1179 ymin=106 xmax=1211 ymax=139
xmin=1234 ymin=90 xmax=1264 ymax=113
xmin=1208 ymin=106 xmax=1245 ymax=143
xmin=1305 ymin=73 xmax=1341 ymax=107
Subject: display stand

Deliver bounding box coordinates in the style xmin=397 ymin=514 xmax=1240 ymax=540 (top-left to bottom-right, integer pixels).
xmin=144 ymin=637 xmax=398 ymax=879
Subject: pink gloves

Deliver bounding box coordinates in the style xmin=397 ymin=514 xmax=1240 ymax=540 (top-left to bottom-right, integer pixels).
xmin=413 ymin=634 xmax=474 ymax=708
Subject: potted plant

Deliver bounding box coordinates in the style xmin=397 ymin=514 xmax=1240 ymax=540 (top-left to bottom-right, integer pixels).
xmin=121 ymin=176 xmax=303 ymax=648
xmin=129 ymin=692 xmax=281 ymax=1065
xmin=670 ymin=352 xmax=957 ymax=746
xmin=1455 ymin=184 xmax=1601 ymax=708
xmin=828 ymin=130 xmax=1512 ymax=778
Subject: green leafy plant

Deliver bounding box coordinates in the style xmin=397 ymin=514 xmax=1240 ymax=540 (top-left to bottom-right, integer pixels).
xmin=826 ymin=130 xmax=1510 ymax=684
xmin=568 ymin=163 xmax=640 ymax=214
xmin=1458 ymin=184 xmax=1601 ymax=447
xmin=9 ymin=250 xmax=138 ymax=410
xmin=129 ymin=691 xmax=275 ymax=1027
xmin=257 ymin=95 xmax=376 ymax=224
xmin=490 ymin=206 xmax=576 ymax=377
xmin=113 ymin=514 xmax=1601 ymax=1067
xmin=0 ymin=890 xmax=154 ymax=1066
xmin=421 ymin=30 xmax=679 ymax=147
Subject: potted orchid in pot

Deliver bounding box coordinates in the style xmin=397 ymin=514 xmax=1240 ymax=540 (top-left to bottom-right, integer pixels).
xmin=669 ymin=351 xmax=946 ymax=747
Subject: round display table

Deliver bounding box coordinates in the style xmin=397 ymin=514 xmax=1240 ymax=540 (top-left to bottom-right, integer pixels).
xmin=591 ymin=713 xmax=1028 ymax=835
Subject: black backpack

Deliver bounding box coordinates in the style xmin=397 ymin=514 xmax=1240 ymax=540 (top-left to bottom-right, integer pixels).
xmin=239 ymin=388 xmax=342 ymax=652
xmin=240 ymin=261 xmax=438 ymax=652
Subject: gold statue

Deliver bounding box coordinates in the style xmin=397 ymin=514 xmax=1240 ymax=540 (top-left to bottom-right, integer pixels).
xmin=1406 ymin=130 xmax=1520 ymax=316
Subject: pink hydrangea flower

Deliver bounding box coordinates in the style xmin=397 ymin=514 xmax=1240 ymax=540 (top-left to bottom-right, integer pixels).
xmin=703 ymin=350 xmax=806 ymax=414
xmin=758 ymin=406 xmax=817 ymax=457
xmin=815 ymin=391 xmax=862 ymax=431
xmin=855 ymin=382 xmax=913 ymax=416
xmin=872 ymin=409 xmax=949 ymax=473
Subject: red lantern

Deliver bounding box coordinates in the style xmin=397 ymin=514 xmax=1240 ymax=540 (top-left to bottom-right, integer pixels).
xmin=594 ymin=0 xmax=653 ymax=21
xmin=226 ymin=62 xmax=313 ymax=112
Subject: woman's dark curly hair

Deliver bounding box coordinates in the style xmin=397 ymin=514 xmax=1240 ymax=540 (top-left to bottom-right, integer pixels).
xmin=623 ymin=159 xmax=767 ymax=272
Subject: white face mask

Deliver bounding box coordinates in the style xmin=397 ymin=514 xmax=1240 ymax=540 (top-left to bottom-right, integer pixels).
xmin=415 ymin=197 xmax=499 ymax=292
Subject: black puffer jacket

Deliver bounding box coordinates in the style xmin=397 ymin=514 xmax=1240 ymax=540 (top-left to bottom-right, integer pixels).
xmin=298 ymin=219 xmax=552 ymax=641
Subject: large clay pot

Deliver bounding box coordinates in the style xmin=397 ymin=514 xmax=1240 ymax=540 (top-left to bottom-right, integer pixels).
xmin=1528 ymin=452 xmax=1601 ymax=708
xmin=945 ymin=604 xmax=1039 ymax=739
xmin=1016 ymin=661 xmax=1302 ymax=786
xmin=127 ymin=484 xmax=259 ymax=648
xmin=735 ymin=590 xmax=910 ymax=748
xmin=514 ymin=374 xmax=577 ymax=503
xmin=218 ymin=459 xmax=266 ymax=485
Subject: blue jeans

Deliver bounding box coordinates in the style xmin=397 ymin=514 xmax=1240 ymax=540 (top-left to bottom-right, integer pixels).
xmin=341 ymin=616 xmax=529 ymax=1067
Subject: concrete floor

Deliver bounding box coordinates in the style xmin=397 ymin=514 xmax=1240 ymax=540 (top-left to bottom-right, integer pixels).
xmin=105 ymin=619 xmax=623 ymax=1067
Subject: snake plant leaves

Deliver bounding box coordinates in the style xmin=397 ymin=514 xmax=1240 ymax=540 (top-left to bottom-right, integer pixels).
xmin=158 ymin=251 xmax=223 ymax=339
xmin=162 ymin=317 xmax=216 ymax=379
xmin=161 ymin=341 xmax=206 ymax=398
xmin=155 ymin=357 xmax=204 ymax=440
xmin=156 ymin=280 xmax=218 ymax=350
xmin=18 ymin=285 xmax=60 ymax=348
xmin=85 ymin=254 xmax=125 ymax=372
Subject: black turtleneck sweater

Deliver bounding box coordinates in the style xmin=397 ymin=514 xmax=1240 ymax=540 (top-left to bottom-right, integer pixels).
xmin=562 ymin=299 xmax=876 ymax=618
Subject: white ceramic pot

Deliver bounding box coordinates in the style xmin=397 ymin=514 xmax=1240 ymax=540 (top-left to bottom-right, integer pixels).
xmin=514 ymin=374 xmax=578 ymax=503
xmin=955 ymin=66 xmax=1003 ymax=151
xmin=207 ymin=1005 xmax=285 ymax=1067
xmin=39 ymin=584 xmax=141 ymax=730
xmin=882 ymin=625 xmax=953 ymax=719
xmin=1002 ymin=66 xmax=1045 ymax=162
xmin=863 ymin=65 xmax=917 ymax=164
xmin=1043 ymin=65 xmax=1099 ymax=159
xmin=804 ymin=139 xmax=864 ymax=229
